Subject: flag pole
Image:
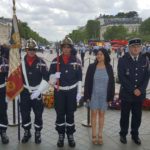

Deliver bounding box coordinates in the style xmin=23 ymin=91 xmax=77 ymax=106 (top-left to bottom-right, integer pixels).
xmin=56 ymin=42 xmax=60 ymax=91
xmin=13 ymin=0 xmax=21 ymax=141
xmin=8 ymin=0 xmax=18 ymax=127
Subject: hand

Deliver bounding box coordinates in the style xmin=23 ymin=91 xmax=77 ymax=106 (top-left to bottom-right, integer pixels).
xmin=49 ymin=74 xmax=57 ymax=85
xmin=108 ymin=101 xmax=112 ymax=106
xmin=30 ymin=90 xmax=41 ymax=100
xmin=134 ymin=89 xmax=141 ymax=96
xmin=55 ymin=72 xmax=61 ymax=79
xmin=76 ymin=93 xmax=82 ymax=102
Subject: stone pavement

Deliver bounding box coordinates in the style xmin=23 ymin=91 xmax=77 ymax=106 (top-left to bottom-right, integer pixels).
xmin=0 ymin=51 xmax=150 ymax=150
xmin=1 ymin=108 xmax=150 ymax=150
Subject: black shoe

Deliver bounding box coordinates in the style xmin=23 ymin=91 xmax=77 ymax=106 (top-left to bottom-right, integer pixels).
xmin=57 ymin=134 xmax=65 ymax=147
xmin=21 ymin=130 xmax=31 ymax=143
xmin=35 ymin=131 xmax=41 ymax=144
xmin=132 ymin=136 xmax=141 ymax=145
xmin=1 ymin=131 xmax=9 ymax=144
xmin=120 ymin=135 xmax=127 ymax=144
xmin=67 ymin=134 xmax=76 ymax=147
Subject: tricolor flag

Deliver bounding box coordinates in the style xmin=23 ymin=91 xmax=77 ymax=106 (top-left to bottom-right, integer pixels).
xmin=6 ymin=13 xmax=23 ymax=100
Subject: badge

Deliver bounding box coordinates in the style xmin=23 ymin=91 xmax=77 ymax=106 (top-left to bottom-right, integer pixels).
xmin=73 ymin=64 xmax=76 ymax=70
xmin=36 ymin=64 xmax=39 ymax=69
xmin=126 ymin=68 xmax=130 ymax=75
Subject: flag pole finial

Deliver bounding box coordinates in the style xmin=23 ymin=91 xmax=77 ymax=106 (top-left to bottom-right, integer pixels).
xmin=13 ymin=0 xmax=16 ymax=15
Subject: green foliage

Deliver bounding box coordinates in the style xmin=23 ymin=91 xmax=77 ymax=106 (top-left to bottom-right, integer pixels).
xmin=101 ymin=11 xmax=138 ymax=18
xmin=69 ymin=29 xmax=87 ymax=43
xmin=103 ymin=25 xmax=128 ymax=40
xmin=18 ymin=21 xmax=49 ymax=45
xmin=139 ymin=18 xmax=150 ymax=35
xmin=86 ymin=20 xmax=100 ymax=40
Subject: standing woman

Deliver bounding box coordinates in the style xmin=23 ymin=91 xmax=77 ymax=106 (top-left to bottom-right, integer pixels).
xmin=84 ymin=48 xmax=115 ymax=144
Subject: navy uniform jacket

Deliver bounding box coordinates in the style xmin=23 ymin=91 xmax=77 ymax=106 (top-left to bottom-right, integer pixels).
xmin=22 ymin=55 xmax=49 ymax=88
xmin=118 ymin=52 xmax=149 ymax=102
xmin=0 ymin=57 xmax=8 ymax=98
xmin=49 ymin=55 xmax=82 ymax=87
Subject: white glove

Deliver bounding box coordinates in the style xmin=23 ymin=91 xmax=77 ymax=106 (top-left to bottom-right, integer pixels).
xmin=30 ymin=90 xmax=41 ymax=100
xmin=76 ymin=93 xmax=82 ymax=102
xmin=55 ymin=72 xmax=61 ymax=79
xmin=49 ymin=74 xmax=57 ymax=85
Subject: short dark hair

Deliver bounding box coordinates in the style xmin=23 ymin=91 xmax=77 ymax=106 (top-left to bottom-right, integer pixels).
xmin=95 ymin=48 xmax=111 ymax=65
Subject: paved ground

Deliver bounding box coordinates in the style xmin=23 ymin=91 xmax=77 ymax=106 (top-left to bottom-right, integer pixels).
xmin=1 ymin=108 xmax=150 ymax=150
xmin=0 ymin=51 xmax=150 ymax=150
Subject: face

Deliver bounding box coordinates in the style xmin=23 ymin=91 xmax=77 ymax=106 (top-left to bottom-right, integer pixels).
xmin=96 ymin=51 xmax=105 ymax=63
xmin=62 ymin=44 xmax=71 ymax=55
xmin=26 ymin=49 xmax=36 ymax=57
xmin=129 ymin=44 xmax=142 ymax=56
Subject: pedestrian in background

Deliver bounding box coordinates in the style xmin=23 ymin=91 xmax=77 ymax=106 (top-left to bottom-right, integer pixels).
xmin=84 ymin=48 xmax=115 ymax=144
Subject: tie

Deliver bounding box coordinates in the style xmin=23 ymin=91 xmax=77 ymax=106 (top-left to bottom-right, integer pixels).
xmin=134 ymin=57 xmax=137 ymax=61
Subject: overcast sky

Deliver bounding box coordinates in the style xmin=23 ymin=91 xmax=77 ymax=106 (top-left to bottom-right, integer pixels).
xmin=1 ymin=0 xmax=150 ymax=41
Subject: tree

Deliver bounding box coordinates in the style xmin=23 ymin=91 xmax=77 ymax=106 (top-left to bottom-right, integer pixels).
xmin=86 ymin=20 xmax=100 ymax=40
xmin=139 ymin=18 xmax=150 ymax=35
xmin=103 ymin=25 xmax=128 ymax=40
xmin=18 ymin=21 xmax=50 ymax=45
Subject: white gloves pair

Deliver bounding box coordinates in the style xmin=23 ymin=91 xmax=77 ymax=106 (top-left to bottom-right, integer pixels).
xmin=76 ymin=81 xmax=82 ymax=102
xmin=49 ymin=72 xmax=61 ymax=85
xmin=30 ymin=80 xmax=50 ymax=100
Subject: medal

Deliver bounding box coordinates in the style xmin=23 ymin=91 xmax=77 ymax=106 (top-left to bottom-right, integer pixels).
xmin=73 ymin=64 xmax=76 ymax=70
xmin=126 ymin=68 xmax=130 ymax=75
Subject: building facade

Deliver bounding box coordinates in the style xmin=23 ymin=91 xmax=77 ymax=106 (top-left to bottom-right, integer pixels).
xmin=97 ymin=17 xmax=142 ymax=40
xmin=0 ymin=18 xmax=12 ymax=45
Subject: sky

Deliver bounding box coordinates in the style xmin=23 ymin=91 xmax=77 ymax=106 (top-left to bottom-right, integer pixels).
xmin=0 ymin=0 xmax=150 ymax=41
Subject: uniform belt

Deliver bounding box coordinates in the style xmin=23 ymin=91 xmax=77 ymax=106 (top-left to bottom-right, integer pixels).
xmin=55 ymin=83 xmax=78 ymax=91
xmin=24 ymin=84 xmax=39 ymax=91
xmin=0 ymin=83 xmax=6 ymax=88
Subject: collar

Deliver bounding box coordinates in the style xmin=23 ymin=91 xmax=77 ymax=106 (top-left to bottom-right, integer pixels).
xmin=62 ymin=55 xmax=70 ymax=64
xmin=26 ymin=54 xmax=36 ymax=66
xmin=129 ymin=53 xmax=139 ymax=61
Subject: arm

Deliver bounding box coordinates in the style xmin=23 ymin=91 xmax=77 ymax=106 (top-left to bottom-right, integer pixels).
xmin=84 ymin=65 xmax=91 ymax=101
xmin=138 ymin=59 xmax=150 ymax=94
xmin=107 ymin=65 xmax=115 ymax=102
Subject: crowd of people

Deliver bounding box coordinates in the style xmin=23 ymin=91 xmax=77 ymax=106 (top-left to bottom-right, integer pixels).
xmin=0 ymin=37 xmax=149 ymax=148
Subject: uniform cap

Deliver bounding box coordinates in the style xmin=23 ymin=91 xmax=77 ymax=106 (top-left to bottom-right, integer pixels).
xmin=128 ymin=38 xmax=142 ymax=46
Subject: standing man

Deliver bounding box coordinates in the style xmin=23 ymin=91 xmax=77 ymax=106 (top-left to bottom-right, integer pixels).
xmin=20 ymin=38 xmax=49 ymax=144
xmin=0 ymin=50 xmax=9 ymax=144
xmin=49 ymin=36 xmax=82 ymax=148
xmin=80 ymin=45 xmax=86 ymax=67
xmin=118 ymin=38 xmax=149 ymax=145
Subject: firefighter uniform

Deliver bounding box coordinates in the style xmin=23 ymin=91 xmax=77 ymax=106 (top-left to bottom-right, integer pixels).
xmin=50 ymin=55 xmax=82 ymax=146
xmin=118 ymin=38 xmax=149 ymax=145
xmin=49 ymin=36 xmax=82 ymax=148
xmin=0 ymin=56 xmax=9 ymax=144
xmin=20 ymin=38 xmax=49 ymax=144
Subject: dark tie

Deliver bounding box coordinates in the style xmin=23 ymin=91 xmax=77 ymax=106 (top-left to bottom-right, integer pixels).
xmin=134 ymin=57 xmax=137 ymax=61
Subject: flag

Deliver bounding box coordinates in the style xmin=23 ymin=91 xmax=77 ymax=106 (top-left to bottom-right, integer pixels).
xmin=6 ymin=14 xmax=23 ymax=100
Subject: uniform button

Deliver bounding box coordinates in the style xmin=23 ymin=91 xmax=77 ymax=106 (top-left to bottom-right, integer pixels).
xmin=135 ymin=68 xmax=138 ymax=70
xmin=135 ymin=74 xmax=138 ymax=76
xmin=135 ymin=85 xmax=137 ymax=87
xmin=135 ymin=80 xmax=138 ymax=82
